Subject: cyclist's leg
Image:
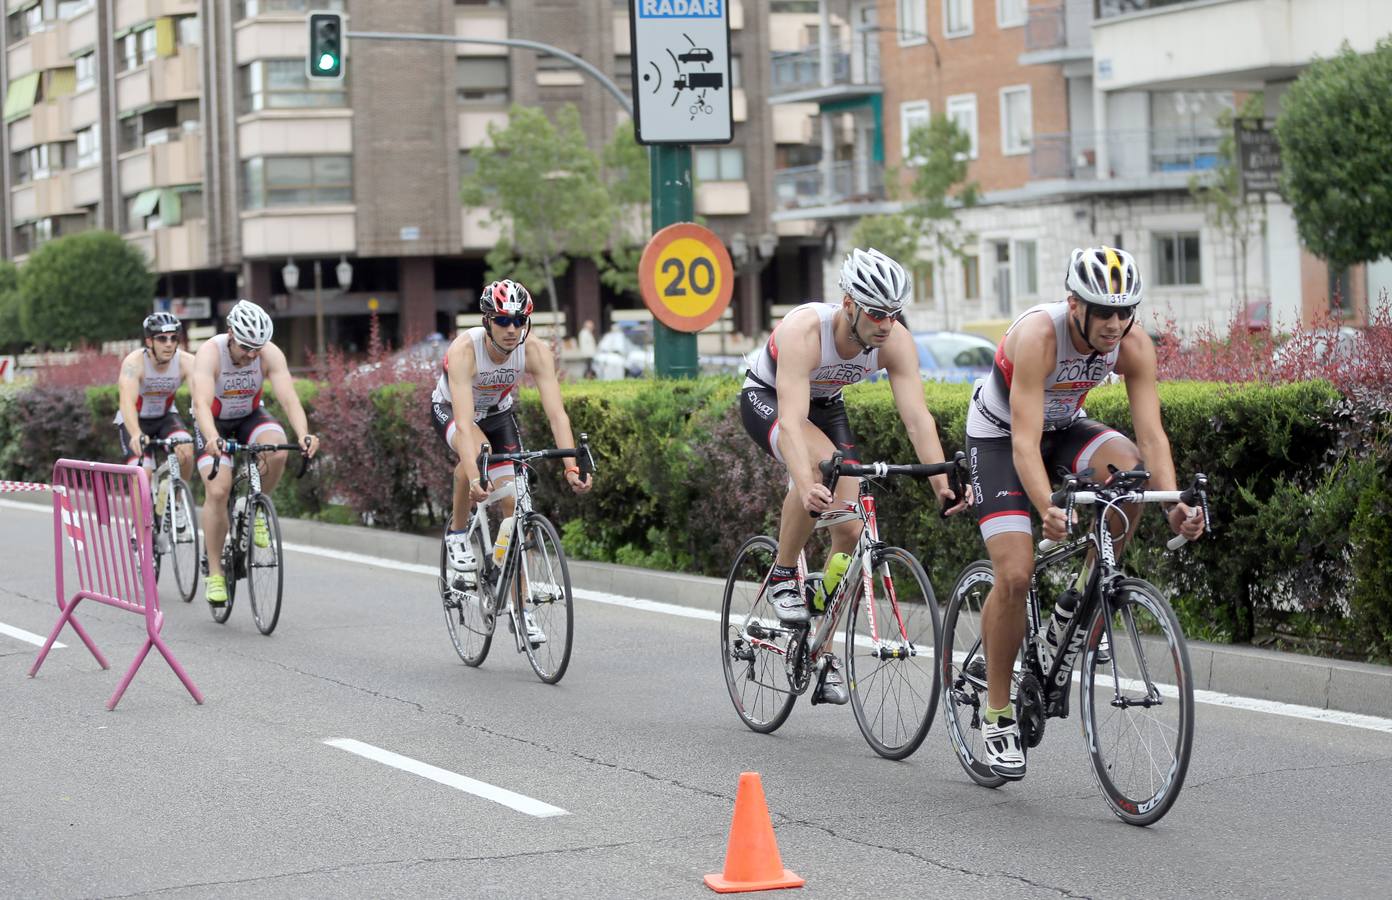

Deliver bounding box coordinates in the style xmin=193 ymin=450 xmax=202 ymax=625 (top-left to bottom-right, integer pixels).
xmin=477 ymin=410 xmax=520 ymax=520
xmin=242 ymin=410 xmax=288 ymax=493
xmin=808 ymin=399 xmax=864 ymax=559
xmin=432 ymin=400 xmax=472 ymax=529
xmin=195 ymin=420 xmax=235 ymax=580
xmin=1060 ymin=419 xmax=1141 ymax=548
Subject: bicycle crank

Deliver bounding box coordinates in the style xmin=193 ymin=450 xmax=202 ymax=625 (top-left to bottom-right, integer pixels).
xmin=1017 ymin=673 xmax=1046 ymax=748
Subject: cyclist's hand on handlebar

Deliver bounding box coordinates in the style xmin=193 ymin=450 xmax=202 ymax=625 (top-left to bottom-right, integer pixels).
xmin=1041 ymin=505 xmax=1071 ymax=542
xmin=467 ymin=475 xmax=490 ymax=504
xmin=934 ymin=477 xmax=972 ymax=517
xmin=1168 ymin=502 xmax=1205 ymax=540
xmin=565 ymin=467 xmax=592 ymax=494
xmin=301 ymin=434 xmax=320 ymax=459
xmin=801 ymin=482 xmax=834 ymax=515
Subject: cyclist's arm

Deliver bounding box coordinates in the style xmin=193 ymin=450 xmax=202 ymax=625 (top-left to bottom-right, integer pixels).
xmin=117 ymin=350 xmax=144 ymax=451
xmin=1007 ymin=317 xmax=1058 ymax=518
xmin=772 ymin=313 xmax=819 ymax=496
xmin=882 ymin=326 xmax=954 ymax=500
xmin=190 ymin=341 xmax=221 ymax=456
xmin=261 ymin=343 xmax=313 ymax=455
xmin=1116 ymin=329 xmax=1201 ymax=537
xmin=445 ymin=337 xmax=482 ymax=483
xmin=525 ymin=337 xmax=578 ymax=450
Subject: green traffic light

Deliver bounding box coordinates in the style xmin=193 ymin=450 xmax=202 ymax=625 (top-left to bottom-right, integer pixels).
xmin=317 ymin=53 xmax=337 ymax=71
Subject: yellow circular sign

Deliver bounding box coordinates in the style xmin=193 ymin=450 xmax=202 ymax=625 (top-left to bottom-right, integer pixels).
xmin=639 ymin=223 xmax=735 ymax=333
xmin=367 ymin=296 xmax=380 ymax=311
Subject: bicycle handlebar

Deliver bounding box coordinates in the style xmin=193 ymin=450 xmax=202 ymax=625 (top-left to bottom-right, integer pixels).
xmin=475 ymin=433 xmax=595 ymax=492
xmin=1038 ymin=472 xmax=1211 ymax=553
xmin=813 ymin=450 xmax=968 ymax=520
xmin=209 ymin=440 xmax=312 ymax=481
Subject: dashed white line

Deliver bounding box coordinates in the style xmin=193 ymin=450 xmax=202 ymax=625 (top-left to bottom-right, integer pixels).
xmin=323 ymin=738 xmax=568 ymax=817
xmin=0 ymin=622 xmax=64 ymax=648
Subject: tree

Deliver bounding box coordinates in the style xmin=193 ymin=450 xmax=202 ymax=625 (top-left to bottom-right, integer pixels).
xmin=17 ymin=230 xmax=155 ymax=349
xmin=460 ymin=104 xmax=613 ymax=322
xmin=598 ymin=121 xmax=651 ymax=298
xmin=1277 ymin=38 xmax=1392 ymax=272
xmin=851 ymin=115 xmax=978 ymax=320
xmin=0 ymin=259 xmax=23 ymax=352
xmin=1189 ymin=94 xmax=1266 ymax=306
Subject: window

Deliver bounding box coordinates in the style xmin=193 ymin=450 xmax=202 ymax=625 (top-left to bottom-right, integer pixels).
xmin=456 ymin=57 xmax=509 ymax=104
xmin=240 ymin=59 xmax=348 ymax=113
xmin=899 ymin=99 xmax=930 ymax=163
xmin=1150 ymin=90 xmax=1232 ymax=171
xmin=119 ymin=27 xmax=157 ymax=71
xmin=76 ymin=125 xmax=100 ymax=167
xmin=75 ymin=52 xmax=96 ymax=91
xmin=176 ymin=15 xmax=200 ymax=48
xmin=944 ymin=0 xmax=973 ymax=37
xmin=13 ymin=144 xmax=53 ymax=184
xmin=1152 ymin=232 xmax=1201 ymax=286
xmin=915 ymin=263 xmax=935 ymax=306
xmin=1000 ymin=85 xmax=1031 ymax=156
xmin=946 ymin=93 xmax=978 ymax=160
xmin=238 ymin=0 xmax=343 ymax=18
xmin=962 ymin=253 xmax=980 ymax=300
xmin=242 ymin=156 xmax=353 ymax=209
xmin=1014 ymin=240 xmax=1037 ymax=296
xmin=695 ymin=147 xmax=744 ymax=181
xmin=896 ymin=0 xmax=926 ymax=45
xmin=997 ymin=0 xmax=1026 ymax=28
xmin=140 ymin=24 xmax=156 ymax=61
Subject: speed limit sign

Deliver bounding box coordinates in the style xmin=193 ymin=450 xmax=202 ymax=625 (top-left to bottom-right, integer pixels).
xmin=638 ymin=222 xmax=734 ymax=333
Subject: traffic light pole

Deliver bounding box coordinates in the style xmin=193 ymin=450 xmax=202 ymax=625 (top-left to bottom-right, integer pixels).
xmin=650 ymin=146 xmax=699 ymax=379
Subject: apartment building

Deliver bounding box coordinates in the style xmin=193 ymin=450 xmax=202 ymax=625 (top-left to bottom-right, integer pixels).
xmin=1 ymin=0 xmax=787 ymax=361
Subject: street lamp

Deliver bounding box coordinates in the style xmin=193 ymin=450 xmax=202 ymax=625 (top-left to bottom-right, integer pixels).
xmin=282 ymin=256 xmax=354 ymax=368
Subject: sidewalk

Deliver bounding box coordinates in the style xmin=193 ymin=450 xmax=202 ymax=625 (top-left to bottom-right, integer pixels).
xmin=279 ymin=515 xmax=1392 ymax=720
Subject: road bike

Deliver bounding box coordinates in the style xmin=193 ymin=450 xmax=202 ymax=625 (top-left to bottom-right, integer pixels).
xmin=720 ymin=451 xmax=966 ymax=760
xmin=439 ymin=434 xmax=594 ymax=684
xmin=941 ymin=467 xmax=1211 ymax=825
xmin=203 ymin=441 xmax=309 ymax=635
xmin=144 ymin=435 xmax=199 ymax=603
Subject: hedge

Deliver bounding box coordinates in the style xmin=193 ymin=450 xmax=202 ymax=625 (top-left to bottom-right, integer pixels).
xmin=2 ymin=376 xmax=1389 ymax=661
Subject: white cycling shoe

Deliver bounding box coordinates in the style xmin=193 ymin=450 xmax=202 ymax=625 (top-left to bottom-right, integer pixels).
xmin=983 ymin=715 xmax=1027 ymax=781
xmin=445 ymin=532 xmax=477 ymax=588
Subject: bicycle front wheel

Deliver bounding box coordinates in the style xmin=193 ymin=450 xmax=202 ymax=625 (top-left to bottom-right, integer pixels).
xmin=1081 ymin=577 xmax=1194 ymax=826
xmin=720 ymin=535 xmax=797 ymax=734
xmin=940 ymin=560 xmax=1008 ymax=788
xmin=515 ymin=515 xmax=574 ymax=684
xmin=846 ymin=546 xmax=941 ymax=760
xmin=170 ymin=477 xmax=200 ymax=603
xmin=246 ymin=495 xmax=284 ymax=635
xmin=441 ymin=517 xmax=492 ymax=667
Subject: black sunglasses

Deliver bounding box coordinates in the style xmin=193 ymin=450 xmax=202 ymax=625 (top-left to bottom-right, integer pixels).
xmin=235 ymin=340 xmax=264 ymax=353
xmin=151 ymin=334 xmax=179 ymax=344
xmin=492 ymin=314 xmax=529 ymax=329
xmin=1085 ymin=304 xmax=1136 ymax=321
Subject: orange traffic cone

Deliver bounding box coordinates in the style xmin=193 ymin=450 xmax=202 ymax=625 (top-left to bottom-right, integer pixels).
xmin=704 ymin=772 xmax=805 ymax=893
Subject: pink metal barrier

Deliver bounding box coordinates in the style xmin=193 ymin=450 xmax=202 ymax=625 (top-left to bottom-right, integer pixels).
xmin=28 ymin=459 xmax=203 ymax=710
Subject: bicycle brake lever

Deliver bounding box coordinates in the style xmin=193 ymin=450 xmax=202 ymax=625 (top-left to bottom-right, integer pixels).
xmin=940 ymin=451 xmax=967 ymax=520
xmin=813 ymin=452 xmax=844 ymax=519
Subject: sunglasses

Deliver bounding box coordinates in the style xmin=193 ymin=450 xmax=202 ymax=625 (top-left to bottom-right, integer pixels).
xmin=860 ymin=307 xmax=895 ymax=324
xmin=235 ymin=340 xmax=264 ymax=353
xmin=1086 ymin=305 xmax=1136 ymax=322
xmin=492 ymin=314 xmax=529 ymax=329
xmin=151 ymin=334 xmax=178 ymax=344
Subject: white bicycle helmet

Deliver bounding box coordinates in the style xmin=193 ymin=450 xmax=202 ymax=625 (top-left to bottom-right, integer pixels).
xmin=227 ymin=299 xmax=274 ymax=349
xmin=1066 ymin=246 xmax=1143 ymax=308
xmin=838 ymin=248 xmax=909 ymax=316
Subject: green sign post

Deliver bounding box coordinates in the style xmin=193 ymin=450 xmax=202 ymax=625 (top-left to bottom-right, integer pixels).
xmin=649 ymin=145 xmax=698 ymax=377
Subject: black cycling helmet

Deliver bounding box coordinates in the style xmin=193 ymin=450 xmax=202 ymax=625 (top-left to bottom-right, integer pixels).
xmin=143 ymin=311 xmax=182 ymax=338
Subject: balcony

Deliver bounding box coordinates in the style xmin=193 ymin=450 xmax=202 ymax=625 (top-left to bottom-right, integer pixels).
xmin=769 ymin=43 xmax=881 ymax=105
xmin=115 ymin=0 xmax=200 ymax=32
xmin=1020 ymin=0 xmax=1093 ymax=67
xmin=118 ymin=131 xmax=204 ymax=194
xmin=67 ymin=86 xmax=100 ymax=130
xmin=116 ymin=48 xmax=201 ymax=114
xmin=1029 ymin=128 xmax=1222 ymax=186
xmin=771 ymin=160 xmax=887 ymax=221
xmin=1091 ymin=0 xmax=1392 ymax=93
xmin=65 ymin=4 xmax=97 ymax=53
xmin=8 ymin=99 xmax=72 ymax=151
xmin=11 ymin=172 xmax=75 ymax=222
xmin=71 ymin=164 xmax=102 ymax=207
xmin=241 ymin=208 xmax=356 ymax=257
xmin=7 ymin=22 xmax=67 ymax=75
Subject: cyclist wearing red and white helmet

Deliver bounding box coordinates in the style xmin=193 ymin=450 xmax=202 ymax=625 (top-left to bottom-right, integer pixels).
xmin=965 ymin=246 xmax=1206 ymax=782
xmin=114 ymin=312 xmax=196 ymax=479
xmin=738 ymin=247 xmax=969 ymax=704
xmin=191 ymin=299 xmax=319 ymax=607
xmin=431 ymin=280 xmax=592 ymax=626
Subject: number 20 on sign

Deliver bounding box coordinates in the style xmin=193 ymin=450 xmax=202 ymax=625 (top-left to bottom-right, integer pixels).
xmin=638 ymin=222 xmax=735 ymax=333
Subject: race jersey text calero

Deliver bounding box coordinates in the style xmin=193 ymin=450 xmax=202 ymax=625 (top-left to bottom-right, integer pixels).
xmin=209 ymin=333 xmax=265 ymax=420
xmin=431 ymin=327 xmax=526 ymax=422
xmin=744 ymin=301 xmax=880 ymax=401
xmin=113 ymin=351 xmax=183 ymax=424
xmin=966 ymin=300 xmax=1120 ymax=439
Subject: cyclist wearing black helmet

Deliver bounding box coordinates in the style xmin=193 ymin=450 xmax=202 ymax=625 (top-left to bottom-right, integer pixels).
xmin=964 ymin=245 xmax=1207 ymax=782
xmin=115 ymin=312 xmax=195 ymax=479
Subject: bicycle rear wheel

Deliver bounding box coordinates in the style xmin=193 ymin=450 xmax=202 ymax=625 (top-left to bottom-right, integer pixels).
xmin=246 ymin=495 xmax=284 ymax=635
xmin=1081 ymin=577 xmax=1194 ymax=826
xmin=170 ymin=477 xmax=200 ymax=603
xmin=941 ymin=560 xmax=1008 ymax=788
xmin=441 ymin=517 xmax=492 ymax=666
xmin=514 ymin=515 xmax=573 ymax=684
xmin=846 ymin=546 xmax=941 ymax=760
xmin=720 ymin=535 xmax=797 ymax=734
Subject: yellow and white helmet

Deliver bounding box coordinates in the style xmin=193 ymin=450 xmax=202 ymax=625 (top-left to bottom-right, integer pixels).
xmin=1066 ymin=246 xmax=1143 ymax=308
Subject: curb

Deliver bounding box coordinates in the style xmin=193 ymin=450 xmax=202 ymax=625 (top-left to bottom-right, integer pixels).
xmin=277 ymin=516 xmax=1392 ymax=720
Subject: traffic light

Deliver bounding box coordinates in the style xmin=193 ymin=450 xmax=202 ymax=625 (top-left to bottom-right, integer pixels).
xmin=306 ymin=11 xmax=344 ymax=81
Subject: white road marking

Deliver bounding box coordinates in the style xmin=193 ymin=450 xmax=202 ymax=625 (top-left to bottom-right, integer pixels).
xmin=0 ymin=622 xmax=65 ymax=648
xmin=283 ymin=541 xmax=1392 ymax=736
xmin=323 ymin=738 xmax=568 ymax=817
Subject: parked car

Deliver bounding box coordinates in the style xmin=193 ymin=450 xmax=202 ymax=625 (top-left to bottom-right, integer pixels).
xmin=867 ymin=331 xmax=997 ymax=383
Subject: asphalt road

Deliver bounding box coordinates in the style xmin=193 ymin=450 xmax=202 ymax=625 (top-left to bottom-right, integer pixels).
xmin=3 ymin=503 xmax=1391 ymax=899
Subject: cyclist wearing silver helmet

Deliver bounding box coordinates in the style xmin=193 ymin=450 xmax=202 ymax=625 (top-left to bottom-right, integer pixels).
xmin=191 ymin=299 xmax=319 ymax=607
xmin=114 ymin=312 xmax=196 ymax=478
xmin=964 ymin=246 xmax=1206 ymax=782
xmin=740 ymin=247 xmax=969 ymax=704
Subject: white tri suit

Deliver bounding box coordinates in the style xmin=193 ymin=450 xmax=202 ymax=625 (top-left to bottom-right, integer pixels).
xmin=430 ymin=326 xmax=525 ymax=479
xmin=193 ymin=334 xmax=283 ymax=472
xmin=114 ymin=351 xmax=191 ymax=464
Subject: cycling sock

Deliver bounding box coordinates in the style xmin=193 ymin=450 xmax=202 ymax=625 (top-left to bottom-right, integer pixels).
xmin=448 ymin=528 xmax=467 ymax=536
xmin=769 ymin=564 xmax=799 ymax=583
xmin=985 ymin=702 xmax=1015 ymax=724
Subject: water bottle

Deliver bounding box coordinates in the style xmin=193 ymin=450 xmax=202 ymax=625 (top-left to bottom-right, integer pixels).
xmin=154 ymin=477 xmax=169 ymax=520
xmin=1043 ymin=587 xmax=1081 ymax=665
xmin=492 ymin=515 xmax=516 ymax=564
xmin=810 ymin=552 xmax=852 ymax=613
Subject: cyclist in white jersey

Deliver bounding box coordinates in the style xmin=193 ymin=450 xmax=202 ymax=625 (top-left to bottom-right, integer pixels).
xmin=191 ymin=300 xmax=319 ymax=606
xmin=115 ymin=312 xmax=195 ymax=479
xmin=431 ymin=279 xmax=592 ymax=641
xmin=738 ymin=248 xmax=969 ymax=704
xmin=965 ymin=246 xmax=1205 ymax=781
